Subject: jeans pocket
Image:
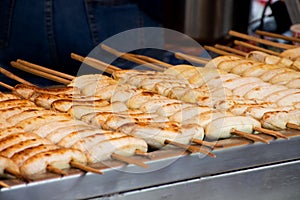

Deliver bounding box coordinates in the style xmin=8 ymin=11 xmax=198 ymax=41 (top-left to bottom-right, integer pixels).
xmin=0 ymin=0 xmax=15 ymax=48
xmin=85 ymin=0 xmax=155 ymax=45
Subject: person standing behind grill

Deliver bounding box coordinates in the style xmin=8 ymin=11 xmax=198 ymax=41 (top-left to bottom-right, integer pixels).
xmin=0 ymin=0 xmax=162 ymax=87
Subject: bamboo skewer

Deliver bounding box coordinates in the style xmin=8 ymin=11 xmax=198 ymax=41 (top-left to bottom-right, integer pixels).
xmin=10 ymin=61 xmax=71 ymax=85
xmin=191 ymin=139 xmax=223 ymax=148
xmin=229 ymin=30 xmax=295 ymax=49
xmin=255 ymin=30 xmax=300 ymax=43
xmin=0 ymin=81 xmax=14 ymax=90
xmin=71 ymin=52 xmax=121 ymax=72
xmin=174 ymin=52 xmax=210 ymax=65
xmin=214 ymin=44 xmax=248 ymax=57
xmin=17 ymin=59 xmax=75 ymax=81
xmin=164 ymin=140 xmax=195 ymax=153
xmin=164 ymin=139 xmax=216 ymax=158
xmin=5 ymin=168 xmax=29 ymax=182
xmin=70 ymin=161 xmax=103 ymax=175
xmin=0 ymin=181 xmax=10 ymax=188
xmin=71 ymin=53 xmax=120 ymax=75
xmin=134 ymin=149 xmax=154 ymax=159
xmin=231 ymin=129 xmax=270 ymax=144
xmin=46 ymin=165 xmax=68 ymax=176
xmin=71 ymin=53 xmax=108 ymax=72
xmin=0 ymin=67 xmax=35 ymax=86
xmin=234 ymin=40 xmax=281 ymax=56
xmin=286 ymin=122 xmax=300 ymax=131
xmin=253 ymin=126 xmax=288 ymax=140
xmin=100 ymin=44 xmax=165 ymax=71
xmin=111 ymin=153 xmax=149 ymax=168
xmin=132 ymin=54 xmax=173 ymax=68
xmin=204 ymin=45 xmax=243 ymax=58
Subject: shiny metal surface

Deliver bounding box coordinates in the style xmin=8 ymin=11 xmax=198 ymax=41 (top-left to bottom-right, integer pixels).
xmin=100 ymin=160 xmax=300 ymax=200
xmin=1 ymin=132 xmax=299 ymax=200
xmin=184 ymin=0 xmax=234 ymax=41
xmin=163 ymin=0 xmax=251 ymax=43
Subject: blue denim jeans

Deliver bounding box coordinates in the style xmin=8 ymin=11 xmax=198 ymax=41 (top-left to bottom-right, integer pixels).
xmin=0 ymin=0 xmax=161 ymax=89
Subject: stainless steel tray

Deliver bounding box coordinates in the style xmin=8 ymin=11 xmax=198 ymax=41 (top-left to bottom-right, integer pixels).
xmin=1 ymin=131 xmax=300 ymax=200
xmin=101 ymin=160 xmax=300 ymax=200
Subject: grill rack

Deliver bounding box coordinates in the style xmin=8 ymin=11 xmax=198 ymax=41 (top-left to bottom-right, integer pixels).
xmin=1 ymin=130 xmax=299 ymax=200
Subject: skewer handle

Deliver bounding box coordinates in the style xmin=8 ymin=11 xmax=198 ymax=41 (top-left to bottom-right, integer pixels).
xmin=46 ymin=165 xmax=68 ymax=176
xmin=174 ymin=52 xmax=210 ymax=65
xmin=165 ymin=140 xmax=216 ymax=158
xmin=0 ymin=181 xmax=10 ymax=188
xmin=229 ymin=30 xmax=295 ymax=49
xmin=0 ymin=82 xmax=14 ymax=90
xmin=70 ymin=161 xmax=103 ymax=175
xmin=0 ymin=67 xmax=35 ymax=86
xmin=132 ymin=54 xmax=173 ymax=68
xmin=71 ymin=53 xmax=120 ymax=75
xmin=234 ymin=40 xmax=281 ymax=56
xmin=5 ymin=168 xmax=30 ymax=182
xmin=10 ymin=61 xmax=71 ymax=85
xmin=135 ymin=149 xmax=154 ymax=159
xmin=286 ymin=122 xmax=300 ymax=131
xmin=214 ymin=44 xmax=248 ymax=57
xmin=191 ymin=138 xmax=223 ymax=148
xmin=17 ymin=59 xmax=75 ymax=81
xmin=231 ymin=128 xmax=270 ymax=144
xmin=204 ymin=46 xmax=243 ymax=58
xmin=111 ymin=153 xmax=149 ymax=168
xmin=101 ymin=44 xmax=165 ymax=71
xmin=256 ymin=30 xmax=300 ymax=43
xmin=253 ymin=126 xmax=288 ymax=140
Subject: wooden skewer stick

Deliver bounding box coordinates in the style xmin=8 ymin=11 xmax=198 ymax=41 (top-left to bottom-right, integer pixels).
xmin=70 ymin=161 xmax=103 ymax=175
xmin=286 ymin=122 xmax=300 ymax=131
xmin=132 ymin=54 xmax=173 ymax=68
xmin=71 ymin=53 xmax=120 ymax=75
xmin=0 ymin=181 xmax=10 ymax=188
xmin=71 ymin=53 xmax=106 ymax=72
xmin=135 ymin=149 xmax=154 ymax=159
xmin=256 ymin=30 xmax=300 ymax=44
xmin=0 ymin=81 xmax=13 ymax=90
xmin=174 ymin=52 xmax=210 ymax=65
xmin=204 ymin=45 xmax=243 ymax=58
xmin=229 ymin=30 xmax=295 ymax=49
xmin=234 ymin=40 xmax=281 ymax=56
xmin=165 ymin=139 xmax=216 ymax=158
xmin=231 ymin=128 xmax=270 ymax=144
xmin=191 ymin=138 xmax=223 ymax=148
xmin=253 ymin=126 xmax=288 ymax=140
xmin=10 ymin=61 xmax=71 ymax=85
xmin=17 ymin=59 xmax=75 ymax=81
xmin=46 ymin=165 xmax=68 ymax=176
xmin=101 ymin=44 xmax=165 ymax=71
xmin=214 ymin=44 xmax=248 ymax=57
xmin=111 ymin=153 xmax=149 ymax=168
xmin=0 ymin=67 xmax=35 ymax=86
xmin=4 ymin=168 xmax=29 ymax=182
